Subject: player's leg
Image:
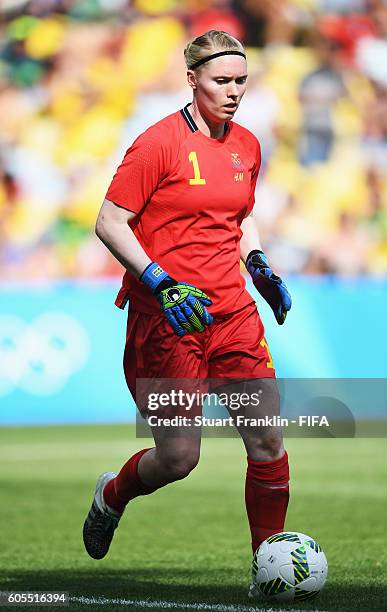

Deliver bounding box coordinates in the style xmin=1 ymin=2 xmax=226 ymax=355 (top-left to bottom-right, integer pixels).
xmin=83 ymin=423 xmax=201 ymax=560
xmin=207 ymin=304 xmax=290 ymax=554
xmin=103 ymin=418 xmax=202 ymax=512
xmin=103 ymin=312 xmax=205 ymax=509
xmin=83 ymin=310 xmax=205 ymax=559
xmin=222 ymin=377 xmax=289 ymax=554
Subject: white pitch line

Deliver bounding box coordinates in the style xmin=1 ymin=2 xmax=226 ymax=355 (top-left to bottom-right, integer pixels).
xmin=72 ymin=595 xmax=328 ymax=612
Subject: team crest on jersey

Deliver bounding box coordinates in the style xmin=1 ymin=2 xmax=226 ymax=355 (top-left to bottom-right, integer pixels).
xmin=231 ymin=153 xmax=244 ymax=182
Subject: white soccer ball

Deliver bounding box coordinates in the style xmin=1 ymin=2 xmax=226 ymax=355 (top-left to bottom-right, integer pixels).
xmin=250 ymin=531 xmax=328 ymax=603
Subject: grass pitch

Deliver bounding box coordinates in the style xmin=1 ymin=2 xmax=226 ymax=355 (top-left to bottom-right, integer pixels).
xmin=0 ymin=425 xmax=386 ymax=611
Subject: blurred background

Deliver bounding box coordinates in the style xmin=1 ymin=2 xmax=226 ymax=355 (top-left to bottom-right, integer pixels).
xmin=1 ymin=0 xmax=386 ymax=425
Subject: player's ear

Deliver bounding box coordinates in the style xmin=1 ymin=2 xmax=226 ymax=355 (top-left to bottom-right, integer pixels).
xmin=187 ymin=70 xmax=197 ymax=90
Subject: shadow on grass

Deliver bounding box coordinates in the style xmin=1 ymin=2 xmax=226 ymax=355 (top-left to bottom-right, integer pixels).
xmin=2 ymin=568 xmax=386 ymax=611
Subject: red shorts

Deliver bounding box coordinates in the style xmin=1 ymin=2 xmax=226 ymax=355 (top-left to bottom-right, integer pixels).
xmin=123 ymin=301 xmax=275 ymax=407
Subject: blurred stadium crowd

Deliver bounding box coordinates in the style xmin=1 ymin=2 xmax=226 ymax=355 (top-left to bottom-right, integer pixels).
xmin=1 ymin=0 xmax=387 ymax=280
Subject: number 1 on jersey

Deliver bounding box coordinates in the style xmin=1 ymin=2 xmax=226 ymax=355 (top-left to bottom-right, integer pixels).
xmin=188 ymin=152 xmax=206 ymax=185
xmin=260 ymin=338 xmax=275 ymax=369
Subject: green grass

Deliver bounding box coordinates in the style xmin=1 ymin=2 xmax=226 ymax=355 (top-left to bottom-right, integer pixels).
xmin=0 ymin=425 xmax=386 ymax=611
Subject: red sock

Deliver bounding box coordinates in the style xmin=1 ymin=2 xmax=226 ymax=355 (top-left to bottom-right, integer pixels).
xmin=245 ymin=451 xmax=290 ymax=553
xmin=103 ymin=448 xmax=157 ymax=514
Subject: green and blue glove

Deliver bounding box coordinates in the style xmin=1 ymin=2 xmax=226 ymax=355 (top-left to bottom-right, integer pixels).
xmin=140 ymin=262 xmax=213 ymax=336
xmin=246 ymin=250 xmax=292 ymax=325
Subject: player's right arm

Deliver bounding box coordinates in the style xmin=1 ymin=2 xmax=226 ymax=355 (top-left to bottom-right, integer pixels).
xmin=97 ymin=123 xmax=213 ymax=335
xmin=95 ymin=198 xmax=151 ymax=279
xmin=96 ymin=201 xmax=213 ymax=337
xmin=95 ymin=178 xmax=213 ymax=336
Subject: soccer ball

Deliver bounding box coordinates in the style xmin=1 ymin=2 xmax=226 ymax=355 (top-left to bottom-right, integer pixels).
xmin=250 ymin=531 xmax=328 ymax=603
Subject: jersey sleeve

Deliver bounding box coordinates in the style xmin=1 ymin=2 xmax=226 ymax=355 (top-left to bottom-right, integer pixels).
xmin=247 ymin=138 xmax=262 ymax=214
xmin=105 ymin=126 xmax=172 ymax=214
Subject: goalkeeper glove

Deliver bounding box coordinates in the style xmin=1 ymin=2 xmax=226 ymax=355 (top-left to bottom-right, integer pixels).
xmin=140 ymin=262 xmax=213 ymax=336
xmin=246 ymin=250 xmax=291 ymax=325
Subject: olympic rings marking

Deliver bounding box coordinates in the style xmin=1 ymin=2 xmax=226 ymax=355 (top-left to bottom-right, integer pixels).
xmin=0 ymin=312 xmax=90 ymax=396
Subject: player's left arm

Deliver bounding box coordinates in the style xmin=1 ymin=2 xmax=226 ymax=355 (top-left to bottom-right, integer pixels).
xmin=240 ymin=213 xmax=263 ymax=262
xmin=240 ymin=214 xmax=292 ymax=325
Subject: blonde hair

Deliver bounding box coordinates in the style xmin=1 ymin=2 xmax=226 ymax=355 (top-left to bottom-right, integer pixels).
xmin=184 ymin=30 xmax=245 ymax=70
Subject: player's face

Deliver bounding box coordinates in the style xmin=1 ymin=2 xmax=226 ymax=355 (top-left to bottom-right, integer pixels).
xmin=190 ymin=55 xmax=248 ymax=123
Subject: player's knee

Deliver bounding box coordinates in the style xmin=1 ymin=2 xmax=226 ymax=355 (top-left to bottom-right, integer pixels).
xmin=161 ymin=451 xmax=199 ymax=481
xmin=249 ymin=432 xmax=284 ymax=461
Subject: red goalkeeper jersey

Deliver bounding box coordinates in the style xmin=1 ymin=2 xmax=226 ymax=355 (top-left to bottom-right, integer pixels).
xmin=106 ymin=103 xmax=261 ymax=316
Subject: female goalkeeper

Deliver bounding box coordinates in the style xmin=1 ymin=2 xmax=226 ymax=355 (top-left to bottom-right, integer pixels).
xmin=83 ymin=29 xmax=292 ymax=578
